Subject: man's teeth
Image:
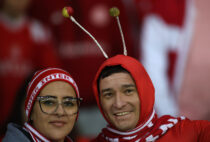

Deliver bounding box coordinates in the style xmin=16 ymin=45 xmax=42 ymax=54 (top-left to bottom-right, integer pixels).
xmin=115 ymin=112 xmax=130 ymax=116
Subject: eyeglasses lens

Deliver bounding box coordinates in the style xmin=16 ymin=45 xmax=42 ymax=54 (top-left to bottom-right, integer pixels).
xmin=39 ymin=97 xmax=79 ymax=115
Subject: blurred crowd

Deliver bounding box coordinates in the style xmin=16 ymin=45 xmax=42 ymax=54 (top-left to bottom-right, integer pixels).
xmin=0 ymin=0 xmax=209 ymax=141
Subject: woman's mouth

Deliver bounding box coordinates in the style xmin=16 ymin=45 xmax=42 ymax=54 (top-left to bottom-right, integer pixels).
xmin=49 ymin=121 xmax=66 ymax=127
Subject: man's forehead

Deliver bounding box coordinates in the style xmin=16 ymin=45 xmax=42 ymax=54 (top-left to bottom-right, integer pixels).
xmin=100 ymin=72 xmax=132 ymax=80
xmin=99 ymin=73 xmax=136 ymax=90
xmin=102 ymin=71 xmax=133 ymax=80
xmin=101 ymin=84 xmax=136 ymax=91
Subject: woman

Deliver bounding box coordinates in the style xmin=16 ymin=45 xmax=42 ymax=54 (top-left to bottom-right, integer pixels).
xmin=3 ymin=68 xmax=82 ymax=142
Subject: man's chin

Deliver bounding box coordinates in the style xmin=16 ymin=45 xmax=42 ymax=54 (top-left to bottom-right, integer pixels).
xmin=114 ymin=123 xmax=135 ymax=132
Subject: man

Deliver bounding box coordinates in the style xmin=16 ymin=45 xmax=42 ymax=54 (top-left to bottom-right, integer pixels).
xmin=92 ymin=55 xmax=210 ymax=142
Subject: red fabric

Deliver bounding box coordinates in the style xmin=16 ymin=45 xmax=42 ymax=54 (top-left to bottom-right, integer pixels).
xmin=135 ymin=0 xmax=186 ymax=26
xmin=156 ymin=119 xmax=210 ymax=142
xmin=92 ymin=55 xmax=210 ymax=142
xmin=134 ymin=0 xmax=186 ymax=86
xmin=76 ymin=136 xmax=94 ymax=142
xmin=0 ymin=15 xmax=60 ymax=135
xmin=25 ymin=68 xmax=80 ymax=119
xmin=28 ymin=0 xmax=138 ymax=106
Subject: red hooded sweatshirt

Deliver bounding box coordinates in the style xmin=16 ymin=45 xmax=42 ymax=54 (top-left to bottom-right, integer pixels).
xmin=92 ymin=55 xmax=210 ymax=142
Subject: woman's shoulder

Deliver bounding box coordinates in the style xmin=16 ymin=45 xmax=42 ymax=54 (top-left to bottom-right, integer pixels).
xmin=3 ymin=123 xmax=32 ymax=142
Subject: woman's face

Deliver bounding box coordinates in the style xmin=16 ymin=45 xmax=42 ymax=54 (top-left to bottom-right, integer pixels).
xmin=31 ymin=81 xmax=78 ymax=142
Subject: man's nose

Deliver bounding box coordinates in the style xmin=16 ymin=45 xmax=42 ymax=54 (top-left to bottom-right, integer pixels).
xmin=113 ymin=92 xmax=126 ymax=108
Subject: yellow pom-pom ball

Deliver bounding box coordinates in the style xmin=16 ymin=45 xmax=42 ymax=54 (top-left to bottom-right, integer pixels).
xmin=109 ymin=7 xmax=120 ymax=17
xmin=62 ymin=7 xmax=74 ymax=18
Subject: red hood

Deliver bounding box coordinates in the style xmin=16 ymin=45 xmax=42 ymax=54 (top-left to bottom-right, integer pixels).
xmin=93 ymin=55 xmax=155 ymax=128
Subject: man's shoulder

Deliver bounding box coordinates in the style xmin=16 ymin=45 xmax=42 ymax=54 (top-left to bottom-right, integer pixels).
xmin=160 ymin=118 xmax=210 ymax=142
xmin=177 ymin=118 xmax=210 ymax=129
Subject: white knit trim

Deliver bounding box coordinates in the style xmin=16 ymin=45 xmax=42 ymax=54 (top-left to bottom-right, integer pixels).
xmin=27 ymin=68 xmax=66 ymax=95
xmin=24 ymin=123 xmax=50 ymax=142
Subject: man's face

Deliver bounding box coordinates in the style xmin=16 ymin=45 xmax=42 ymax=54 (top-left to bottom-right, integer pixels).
xmin=99 ymin=72 xmax=140 ymax=131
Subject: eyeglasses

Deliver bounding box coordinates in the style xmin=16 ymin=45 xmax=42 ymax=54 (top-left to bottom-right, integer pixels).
xmin=36 ymin=96 xmax=83 ymax=116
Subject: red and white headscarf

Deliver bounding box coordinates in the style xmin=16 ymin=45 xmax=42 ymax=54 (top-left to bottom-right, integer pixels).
xmin=25 ymin=67 xmax=80 ymax=119
xmin=92 ymin=55 xmax=185 ymax=142
xmin=24 ymin=68 xmax=80 ymax=142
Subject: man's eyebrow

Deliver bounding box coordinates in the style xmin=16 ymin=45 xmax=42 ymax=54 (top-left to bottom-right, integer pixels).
xmin=101 ymin=88 xmax=112 ymax=93
xmin=122 ymin=84 xmax=136 ymax=88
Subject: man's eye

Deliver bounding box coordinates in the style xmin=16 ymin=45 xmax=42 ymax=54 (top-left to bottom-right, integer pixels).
xmin=102 ymin=93 xmax=113 ymax=98
xmin=124 ymin=89 xmax=135 ymax=95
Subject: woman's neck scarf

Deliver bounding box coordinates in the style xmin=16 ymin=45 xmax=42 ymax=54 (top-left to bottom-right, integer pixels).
xmin=24 ymin=122 xmax=73 ymax=142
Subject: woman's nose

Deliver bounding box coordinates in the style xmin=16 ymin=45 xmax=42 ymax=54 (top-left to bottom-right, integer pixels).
xmin=55 ymin=103 xmax=66 ymax=116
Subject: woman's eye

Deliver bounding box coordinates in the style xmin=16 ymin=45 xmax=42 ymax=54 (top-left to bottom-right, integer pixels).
xmin=63 ymin=101 xmax=75 ymax=107
xmin=41 ymin=100 xmax=56 ymax=106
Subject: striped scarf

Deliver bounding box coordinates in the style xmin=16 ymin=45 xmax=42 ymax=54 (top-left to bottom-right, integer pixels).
xmin=23 ymin=122 xmax=73 ymax=142
xmin=96 ymin=110 xmax=185 ymax=142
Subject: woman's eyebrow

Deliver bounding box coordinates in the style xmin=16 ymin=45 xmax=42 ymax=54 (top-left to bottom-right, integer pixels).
xmin=39 ymin=95 xmax=57 ymax=98
xmin=63 ymin=96 xmax=75 ymax=99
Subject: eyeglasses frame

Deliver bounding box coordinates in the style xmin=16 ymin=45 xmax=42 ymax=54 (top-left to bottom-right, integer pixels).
xmin=36 ymin=96 xmax=83 ymax=116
